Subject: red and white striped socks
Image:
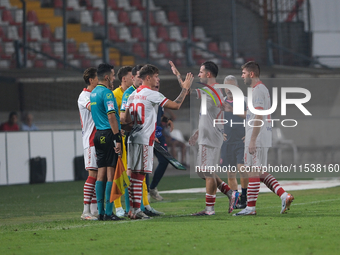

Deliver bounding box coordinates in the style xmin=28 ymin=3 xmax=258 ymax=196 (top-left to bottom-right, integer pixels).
xmin=83 ymin=176 xmax=96 ymax=214
xmin=218 ymin=181 xmax=231 ymax=195
xmin=206 ymin=193 xmax=216 ymax=212
xmin=129 ymin=172 xmax=145 ymax=213
xmin=247 ymin=177 xmax=260 ymax=207
xmin=90 ymin=189 xmax=97 ymax=215
xmin=260 ymin=172 xmax=285 ymax=197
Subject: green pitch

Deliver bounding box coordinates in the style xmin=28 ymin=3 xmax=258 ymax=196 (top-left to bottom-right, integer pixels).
xmin=1 ymin=176 xmax=340 ymax=255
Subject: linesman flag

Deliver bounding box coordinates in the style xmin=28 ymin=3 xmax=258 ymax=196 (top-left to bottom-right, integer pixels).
xmin=110 ymin=157 xmax=130 ymax=202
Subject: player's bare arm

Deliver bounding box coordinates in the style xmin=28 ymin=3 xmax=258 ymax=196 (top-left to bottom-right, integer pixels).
xmin=108 ymin=113 xmax=122 ymax=155
xmin=169 ymin=60 xmax=183 ymax=86
xmin=249 ymin=114 xmax=262 ymax=154
xmin=164 ymin=73 xmax=194 ymax=110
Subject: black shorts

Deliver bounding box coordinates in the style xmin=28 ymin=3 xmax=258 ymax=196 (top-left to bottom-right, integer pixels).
xmin=94 ymin=129 xmax=120 ymax=168
xmin=220 ymin=141 xmax=244 ymax=167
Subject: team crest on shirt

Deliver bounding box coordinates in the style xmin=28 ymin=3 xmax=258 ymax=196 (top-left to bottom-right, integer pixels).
xmin=106 ymin=93 xmax=113 ymax=99
xmin=107 ymin=101 xmax=114 ymax=111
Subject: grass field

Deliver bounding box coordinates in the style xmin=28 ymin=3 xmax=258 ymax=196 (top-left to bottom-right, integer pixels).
xmin=1 ymin=175 xmax=340 ymax=255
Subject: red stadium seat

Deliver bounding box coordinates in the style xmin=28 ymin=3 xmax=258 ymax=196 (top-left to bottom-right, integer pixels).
xmin=0 ymin=26 xmax=11 ymax=42
xmin=168 ymin=11 xmax=182 ymax=26
xmin=2 ymin=10 xmax=19 ymax=25
xmin=108 ymin=0 xmax=124 ymax=11
xmin=157 ymin=42 xmax=171 ymax=58
xmin=27 ymin=10 xmax=44 ymax=25
xmin=131 ymin=0 xmax=144 ymax=10
xmin=81 ymin=59 xmax=91 ymax=69
xmin=109 ymin=26 xmax=124 ymax=42
xmin=118 ymin=11 xmax=132 ymax=25
xmin=41 ymin=42 xmax=54 ymax=57
xmin=92 ymin=10 xmax=104 ymax=25
xmin=34 ymin=59 xmax=45 ymax=68
xmin=222 ymin=59 xmax=232 ymax=68
xmin=54 ymin=0 xmax=63 ymax=9
xmin=131 ymin=26 xmax=145 ymax=41
xmin=157 ymin=27 xmax=173 ymax=41
xmin=132 ymin=43 xmax=146 ymax=58
xmin=42 ymin=25 xmax=59 ymax=41
xmin=143 ymin=12 xmax=158 ymax=26
xmin=208 ymin=42 xmax=221 ymax=54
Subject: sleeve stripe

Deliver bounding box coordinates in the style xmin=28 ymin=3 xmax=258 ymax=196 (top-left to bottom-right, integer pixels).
xmin=160 ymin=98 xmax=168 ymax=107
xmin=107 ymin=110 xmax=116 ymax=115
xmin=255 ymin=107 xmax=264 ymax=110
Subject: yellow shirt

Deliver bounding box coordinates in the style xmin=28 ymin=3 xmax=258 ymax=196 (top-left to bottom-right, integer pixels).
xmin=113 ymin=86 xmax=124 ymax=115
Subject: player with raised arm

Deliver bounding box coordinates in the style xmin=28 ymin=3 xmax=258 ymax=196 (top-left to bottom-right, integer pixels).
xmin=78 ymin=67 xmax=99 ymax=220
xmin=170 ymin=61 xmax=237 ymax=216
xmin=123 ymin=64 xmax=194 ymax=219
xmin=233 ymin=61 xmax=294 ymax=216
xmin=90 ymin=63 xmax=123 ymax=221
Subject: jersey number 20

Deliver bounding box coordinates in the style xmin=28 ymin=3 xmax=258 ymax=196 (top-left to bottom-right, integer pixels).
xmin=129 ymin=103 xmax=145 ymax=125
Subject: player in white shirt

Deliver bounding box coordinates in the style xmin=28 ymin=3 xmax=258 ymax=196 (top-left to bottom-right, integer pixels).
xmin=232 ymin=61 xmax=294 ymax=216
xmin=183 ymin=61 xmax=236 ymax=216
xmin=77 ymin=67 xmax=99 ymax=220
xmin=122 ymin=64 xmax=194 ymax=219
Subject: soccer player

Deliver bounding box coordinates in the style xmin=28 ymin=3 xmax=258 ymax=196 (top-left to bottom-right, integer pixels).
xmin=78 ymin=67 xmax=99 ymax=220
xmin=123 ymin=64 xmax=194 ymax=219
xmin=170 ymin=60 xmax=237 ymax=216
xmin=232 ymin=61 xmax=294 ymax=216
xmin=90 ymin=63 xmax=123 ymax=221
xmin=112 ymin=66 xmax=133 ymax=217
xmin=187 ymin=61 xmax=237 ymax=216
xmin=221 ymin=75 xmax=249 ymax=209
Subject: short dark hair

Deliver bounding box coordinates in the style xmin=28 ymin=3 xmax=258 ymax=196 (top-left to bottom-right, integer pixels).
xmin=138 ymin=64 xmax=159 ymax=80
xmin=97 ymin=63 xmax=114 ymax=81
xmin=9 ymin=111 xmax=17 ymax=119
xmin=117 ymin=66 xmax=133 ymax=82
xmin=83 ymin=67 xmax=97 ymax=85
xmin=241 ymin=61 xmax=260 ymax=77
xmin=201 ymin=61 xmax=218 ymax=78
xmin=132 ymin=64 xmax=143 ymax=76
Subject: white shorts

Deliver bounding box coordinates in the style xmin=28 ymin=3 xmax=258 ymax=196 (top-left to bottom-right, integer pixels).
xmin=197 ymin=145 xmax=220 ymax=171
xmin=84 ymin=146 xmax=98 ymax=171
xmin=127 ymin=143 xmax=153 ymax=174
xmin=244 ymin=147 xmax=268 ymax=167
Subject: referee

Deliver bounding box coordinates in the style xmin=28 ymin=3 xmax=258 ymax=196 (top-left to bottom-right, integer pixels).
xmin=90 ymin=63 xmax=123 ymax=221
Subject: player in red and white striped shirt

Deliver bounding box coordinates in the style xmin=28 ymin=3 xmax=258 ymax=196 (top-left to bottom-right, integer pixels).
xmin=77 ymin=67 xmax=99 ymax=220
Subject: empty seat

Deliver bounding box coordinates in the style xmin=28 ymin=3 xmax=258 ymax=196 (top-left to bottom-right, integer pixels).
xmin=29 ymin=26 xmax=42 ymax=41
xmin=0 ymin=59 xmax=10 ymax=68
xmin=169 ymin=26 xmax=183 ymax=41
xmin=80 ymin=10 xmax=93 ymax=26
xmin=108 ymin=0 xmax=124 ymax=11
xmin=118 ymin=26 xmax=137 ymax=42
xmin=67 ymin=0 xmax=84 ymax=10
xmin=154 ymin=10 xmax=171 ymax=26
xmin=7 ymin=25 xmax=19 ymax=41
xmin=41 ymin=42 xmax=54 ymax=56
xmin=81 ymin=58 xmax=91 ymax=68
xmin=118 ymin=11 xmax=132 ymax=25
xmin=45 ymin=59 xmax=57 ymax=68
xmin=27 ymin=10 xmax=43 ymax=25
xmin=131 ymin=0 xmax=144 ymax=10
xmin=194 ymin=26 xmax=211 ymax=41
xmin=14 ymin=9 xmax=23 ymax=23
xmin=109 ymin=26 xmax=124 ymax=42
xmin=219 ymin=41 xmax=231 ymax=58
xmin=149 ymin=42 xmax=163 ymax=58
xmin=149 ymin=26 xmax=161 ymax=42
xmin=143 ymin=11 xmax=158 ymax=26
xmin=108 ymin=10 xmax=122 ymax=26
xmin=53 ymin=0 xmax=63 ymax=9
xmin=3 ymin=42 xmax=14 ymax=58
xmin=92 ymin=10 xmax=104 ymax=26
xmin=67 ymin=41 xmax=78 ymax=55
xmin=34 ymin=59 xmax=45 ymax=68
xmin=69 ymin=59 xmax=81 ymax=68
xmin=142 ymin=0 xmax=160 ymax=11
xmin=157 ymin=26 xmax=173 ymax=41
xmin=28 ymin=42 xmax=40 ymax=59
xmin=53 ymin=42 xmax=63 ymax=57
xmin=54 ymin=27 xmax=63 ymax=41
xmin=42 ymin=25 xmax=58 ymax=41
xmin=92 ymin=0 xmax=104 ymax=10
xmin=169 ymin=42 xmax=184 ymax=58
xmin=130 ymin=10 xmax=143 ymax=26
xmin=168 ymin=11 xmax=182 ymax=26
xmin=117 ymin=0 xmax=135 ymax=11
xmin=131 ymin=26 xmax=145 ymax=41
xmin=1 ymin=9 xmax=19 ymax=25
xmin=0 ymin=0 xmax=12 ymax=9
xmin=157 ymin=42 xmax=171 ymax=58
xmin=132 ymin=43 xmax=145 ymax=58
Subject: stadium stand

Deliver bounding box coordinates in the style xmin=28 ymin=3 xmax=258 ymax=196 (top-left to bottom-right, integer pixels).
xmin=0 ymin=0 xmax=225 ymax=69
